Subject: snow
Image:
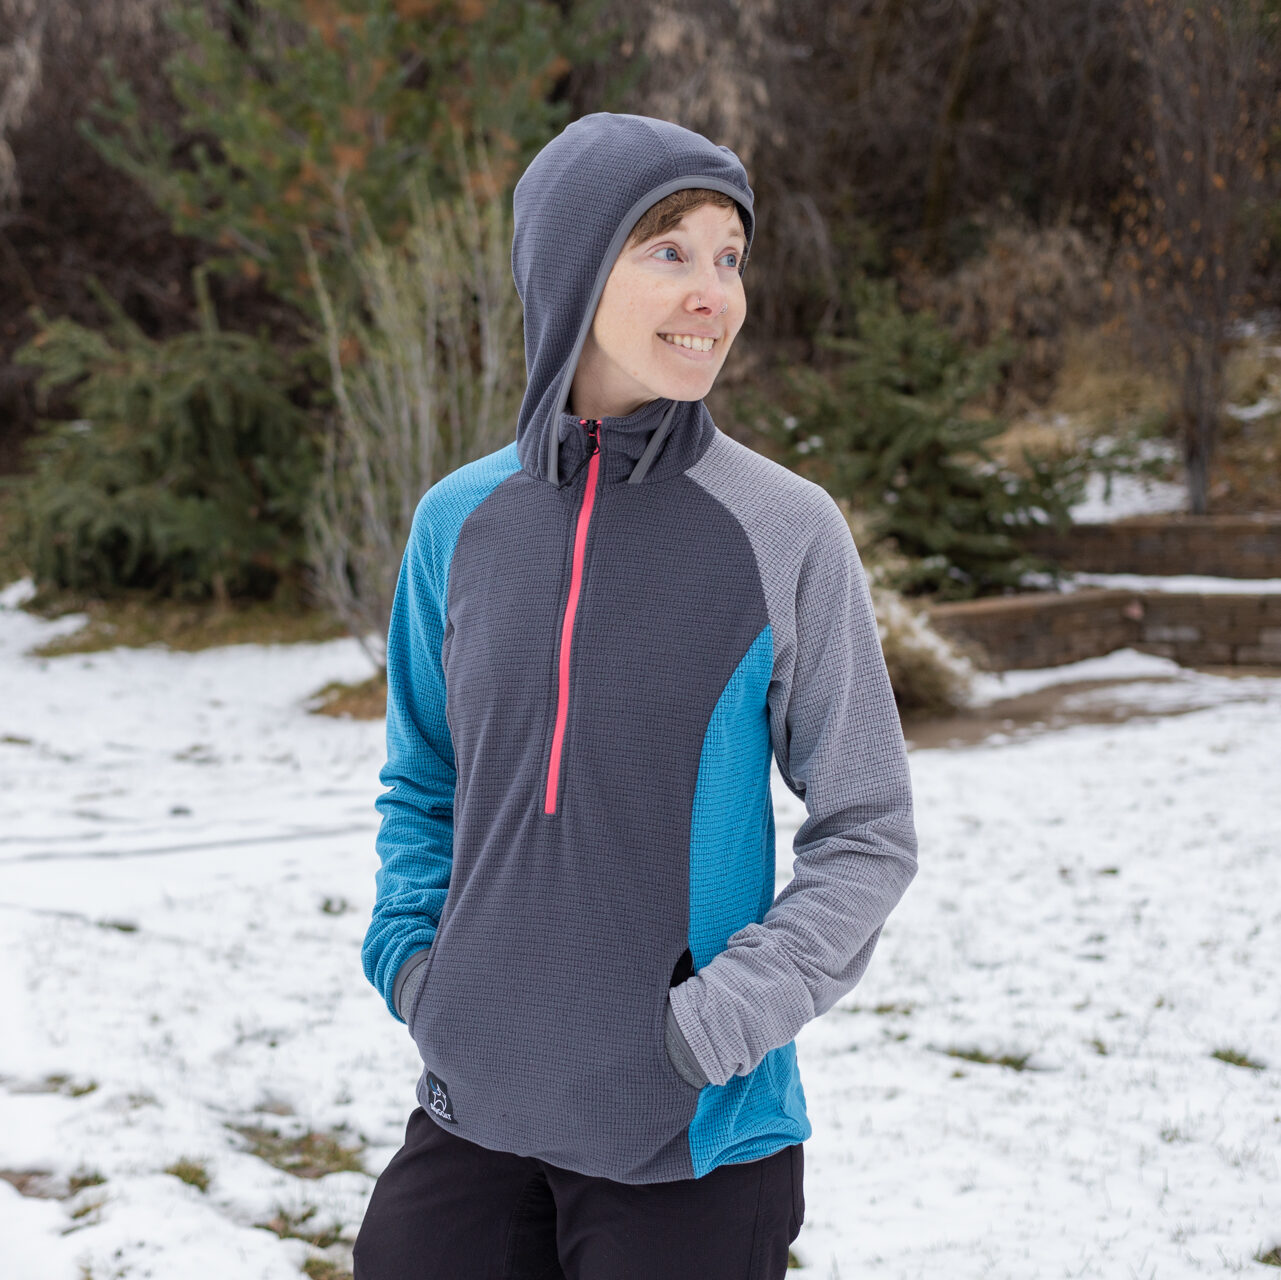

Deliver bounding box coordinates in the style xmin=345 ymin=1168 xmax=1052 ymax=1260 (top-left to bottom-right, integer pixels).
xmin=1225 ymin=394 xmax=1281 ymax=423
xmin=958 ymin=645 xmax=1251 ymax=707
xmin=1025 ymin=571 xmax=1281 ymax=595
xmin=1067 ymin=437 xmax=1187 ymax=524
xmin=1068 ymin=470 xmax=1188 ymax=523
xmin=1 ymin=583 xmax=1278 ymax=1279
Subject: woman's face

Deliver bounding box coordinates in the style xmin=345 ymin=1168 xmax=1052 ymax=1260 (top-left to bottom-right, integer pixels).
xmin=569 ymin=202 xmax=747 ymax=419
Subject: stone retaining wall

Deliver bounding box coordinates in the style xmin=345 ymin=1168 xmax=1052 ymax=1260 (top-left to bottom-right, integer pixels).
xmin=926 ymin=589 xmax=1281 ymax=670
xmin=1019 ymin=514 xmax=1281 ymax=578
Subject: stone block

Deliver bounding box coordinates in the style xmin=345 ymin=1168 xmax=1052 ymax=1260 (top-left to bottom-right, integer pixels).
xmin=1193 ymin=642 xmax=1234 ymax=664
xmin=1144 ymin=624 xmax=1200 ymax=643
xmin=1236 ymin=644 xmax=1281 ymax=665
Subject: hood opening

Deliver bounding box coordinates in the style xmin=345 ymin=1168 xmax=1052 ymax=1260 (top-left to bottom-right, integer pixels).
xmin=511 ymin=114 xmax=755 ymax=488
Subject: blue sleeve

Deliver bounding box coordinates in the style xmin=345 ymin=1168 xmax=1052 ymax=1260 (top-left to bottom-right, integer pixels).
xmin=362 ymin=492 xmax=457 ymax=1021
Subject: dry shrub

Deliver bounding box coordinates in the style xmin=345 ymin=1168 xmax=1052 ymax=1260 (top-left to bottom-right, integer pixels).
xmin=838 ymin=499 xmax=976 ymax=717
xmin=302 ymin=134 xmax=523 ymax=672
xmin=874 ymin=584 xmax=979 ymax=719
xmin=1040 ymin=317 xmax=1175 ymax=429
xmin=980 ymin=312 xmax=1183 ymax=489
xmin=1208 ymin=326 xmax=1281 ymax=511
xmin=897 ymin=214 xmax=1110 ymax=412
xmin=633 ymin=5 xmax=780 ymax=172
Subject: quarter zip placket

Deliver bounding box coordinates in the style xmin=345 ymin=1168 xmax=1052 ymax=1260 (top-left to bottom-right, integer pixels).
xmin=544 ymin=417 xmax=603 ymax=815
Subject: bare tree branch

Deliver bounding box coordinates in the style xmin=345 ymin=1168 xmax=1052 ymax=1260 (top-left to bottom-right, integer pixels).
xmin=1112 ymin=0 xmax=1281 ymax=512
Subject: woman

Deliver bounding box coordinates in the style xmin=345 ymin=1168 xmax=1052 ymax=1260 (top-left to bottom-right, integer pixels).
xmin=354 ymin=112 xmax=918 ymax=1279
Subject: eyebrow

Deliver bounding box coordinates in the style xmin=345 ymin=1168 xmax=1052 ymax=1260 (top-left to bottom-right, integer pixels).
xmin=664 ymin=222 xmax=747 ymax=248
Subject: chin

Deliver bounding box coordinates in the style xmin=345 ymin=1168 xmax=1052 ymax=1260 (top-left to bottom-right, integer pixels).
xmin=650 ymin=370 xmax=722 ymax=403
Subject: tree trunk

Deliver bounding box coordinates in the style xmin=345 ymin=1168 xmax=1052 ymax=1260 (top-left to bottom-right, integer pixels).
xmin=1179 ymin=334 xmax=1222 ymax=515
xmin=922 ymin=0 xmax=998 ymax=270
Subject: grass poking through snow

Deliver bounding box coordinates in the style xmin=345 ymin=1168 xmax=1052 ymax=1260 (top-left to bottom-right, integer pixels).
xmin=229 ymin=1124 xmax=366 ymax=1178
xmin=1211 ymin=1047 xmax=1266 ymax=1070
xmin=257 ymin=1205 xmax=348 ymax=1248
xmin=164 ymin=1159 xmax=211 ymax=1193
xmin=941 ymin=1046 xmax=1035 ymax=1071
xmin=301 ymin=1259 xmax=354 ymax=1280
xmin=306 ymin=674 xmax=387 ymax=720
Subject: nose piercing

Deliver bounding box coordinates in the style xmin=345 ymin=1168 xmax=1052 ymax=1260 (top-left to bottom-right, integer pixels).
xmin=697 ymin=297 xmax=730 ymax=315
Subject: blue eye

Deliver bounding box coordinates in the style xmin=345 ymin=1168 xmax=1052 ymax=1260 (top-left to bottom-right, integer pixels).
xmin=651 ymin=246 xmax=741 ymax=267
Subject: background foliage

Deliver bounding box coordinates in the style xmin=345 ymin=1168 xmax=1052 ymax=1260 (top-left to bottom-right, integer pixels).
xmin=744 ymin=272 xmax=1088 ymax=600
xmin=10 ymin=268 xmax=314 ymax=599
xmin=80 ymin=0 xmax=611 ymax=318
xmin=1 ymin=0 xmax=1279 ymax=619
xmin=302 ymin=128 xmax=524 ymax=670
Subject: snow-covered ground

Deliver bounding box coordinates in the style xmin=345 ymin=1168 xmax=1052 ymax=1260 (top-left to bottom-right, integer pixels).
xmin=1 ymin=583 xmax=1278 ymax=1279
xmin=1066 ymin=436 xmax=1187 ymax=524
xmin=1028 ymin=571 xmax=1281 ymax=596
xmin=1068 ymin=469 xmax=1187 ymax=523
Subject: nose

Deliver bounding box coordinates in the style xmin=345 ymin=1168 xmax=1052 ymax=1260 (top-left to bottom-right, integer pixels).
xmin=687 ymin=259 xmax=729 ymax=315
xmin=689 ymin=283 xmax=728 ymax=315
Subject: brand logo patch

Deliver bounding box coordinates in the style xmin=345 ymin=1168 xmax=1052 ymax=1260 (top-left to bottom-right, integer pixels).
xmin=426 ymin=1071 xmax=457 ymax=1124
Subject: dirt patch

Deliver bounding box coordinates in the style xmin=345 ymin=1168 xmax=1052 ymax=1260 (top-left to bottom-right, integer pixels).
xmin=228 ymin=1123 xmax=366 ymax=1179
xmin=306 ymin=673 xmax=386 ymax=720
xmin=0 ymin=1169 xmax=60 ymax=1198
xmin=0 ymin=1167 xmax=105 ymax=1199
xmin=903 ymin=666 xmax=1280 ymax=749
xmin=25 ymin=595 xmax=347 ymax=657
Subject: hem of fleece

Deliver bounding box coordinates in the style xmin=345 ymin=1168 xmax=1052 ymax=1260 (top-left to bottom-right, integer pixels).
xmin=668 ymin=979 xmax=728 ymax=1087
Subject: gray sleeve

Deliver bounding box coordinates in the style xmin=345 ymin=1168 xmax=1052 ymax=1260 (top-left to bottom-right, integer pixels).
xmin=668 ymin=496 xmax=918 ymax=1087
xmin=392 ymin=948 xmax=434 ymax=1024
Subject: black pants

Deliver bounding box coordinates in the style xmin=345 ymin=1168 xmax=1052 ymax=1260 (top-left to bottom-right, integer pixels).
xmin=354 ymin=1107 xmax=804 ymax=1280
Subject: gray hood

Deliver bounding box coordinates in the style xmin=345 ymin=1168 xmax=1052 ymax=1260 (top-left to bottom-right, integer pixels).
xmin=510 ymin=113 xmax=755 ymax=487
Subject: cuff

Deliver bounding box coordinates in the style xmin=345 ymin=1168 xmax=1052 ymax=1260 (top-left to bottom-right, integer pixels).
xmin=664 ymin=999 xmax=710 ymax=1089
xmin=668 ymin=977 xmax=732 ymax=1087
xmin=392 ymin=948 xmax=433 ymax=1023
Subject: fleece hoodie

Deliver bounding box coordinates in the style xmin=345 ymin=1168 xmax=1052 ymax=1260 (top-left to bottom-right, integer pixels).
xmin=362 ymin=112 xmax=918 ymax=1184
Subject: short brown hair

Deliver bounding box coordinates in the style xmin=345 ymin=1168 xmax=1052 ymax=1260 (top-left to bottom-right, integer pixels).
xmin=624 ymin=188 xmax=748 ymax=267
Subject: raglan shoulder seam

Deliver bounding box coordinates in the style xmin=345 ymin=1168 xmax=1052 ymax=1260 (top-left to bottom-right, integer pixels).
xmin=684 ymin=429 xmax=846 ymax=610
xmin=408 ymin=441 xmax=523 ymax=595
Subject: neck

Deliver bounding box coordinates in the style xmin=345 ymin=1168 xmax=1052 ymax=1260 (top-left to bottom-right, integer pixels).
xmin=567 ymin=363 xmax=659 ymax=421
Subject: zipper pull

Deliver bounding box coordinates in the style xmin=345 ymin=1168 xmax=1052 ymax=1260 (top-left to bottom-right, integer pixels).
xmin=560 ymin=418 xmax=602 ymax=488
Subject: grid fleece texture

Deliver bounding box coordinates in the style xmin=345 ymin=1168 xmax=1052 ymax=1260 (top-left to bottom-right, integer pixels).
xmin=671 ymin=429 xmax=920 ymax=1087
xmin=362 ymin=442 xmax=522 ymax=1018
xmin=398 ymin=454 xmax=767 ymax=1181
xmin=361 ymin=110 xmax=917 ymax=1182
xmin=685 ymin=622 xmax=812 ymax=1175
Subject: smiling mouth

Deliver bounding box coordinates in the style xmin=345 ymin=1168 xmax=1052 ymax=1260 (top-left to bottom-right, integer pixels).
xmin=658 ymin=333 xmax=719 ymax=354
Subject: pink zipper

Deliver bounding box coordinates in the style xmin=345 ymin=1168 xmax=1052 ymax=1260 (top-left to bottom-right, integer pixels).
xmin=544 ymin=418 xmax=602 ymax=814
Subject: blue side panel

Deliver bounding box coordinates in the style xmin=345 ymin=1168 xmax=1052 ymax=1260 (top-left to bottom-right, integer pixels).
xmin=362 ymin=442 xmax=522 ymax=1018
xmin=686 ymin=624 xmax=811 ymax=1177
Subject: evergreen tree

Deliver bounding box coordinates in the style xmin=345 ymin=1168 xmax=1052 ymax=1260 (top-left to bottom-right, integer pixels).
xmin=11 ymin=269 xmax=315 ymax=600
xmin=80 ymin=0 xmax=625 ymax=319
xmin=743 ymin=271 xmax=1086 ymax=600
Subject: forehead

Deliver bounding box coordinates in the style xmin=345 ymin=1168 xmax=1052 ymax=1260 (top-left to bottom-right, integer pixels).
xmin=645 ymin=203 xmax=748 ymax=243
